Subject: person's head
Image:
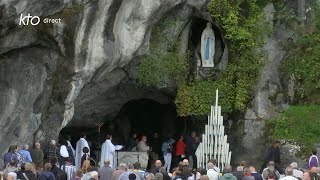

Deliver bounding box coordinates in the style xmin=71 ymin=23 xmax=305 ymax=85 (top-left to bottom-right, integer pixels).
xmin=159 ymin=167 xmax=167 ymax=174
xmin=146 ymin=173 xmax=155 ymax=180
xmin=268 ymin=161 xmax=275 ymax=167
xmin=237 ymin=166 xmax=243 ymax=172
xmin=155 ymin=160 xmax=162 ymax=167
xmin=209 ymin=159 xmax=217 ymax=166
xmin=182 ymin=159 xmax=189 ymax=166
xmin=81 ymin=160 xmax=92 ymax=173
xmin=166 ymin=137 xmax=171 ymax=143
xmin=200 ymin=175 xmax=209 ymax=180
xmin=303 ymin=172 xmax=312 ymax=180
xmin=141 ymin=135 xmax=147 ymax=142
xmin=66 ymin=157 xmax=73 ymax=164
xmin=50 ymin=157 xmax=58 ymax=166
xmin=132 ymin=133 xmax=137 ymax=138
xmin=24 ymin=163 xmax=33 ymax=171
xmin=127 ymin=163 xmax=134 ymax=170
xmin=191 ymin=131 xmax=196 ymax=138
xmin=207 ymin=162 xmax=214 ymax=169
xmin=83 ymin=147 xmax=89 ymax=153
xmin=179 ymin=135 xmax=184 ymax=141
xmin=81 ymin=133 xmax=86 ymax=138
xmin=249 ymin=166 xmax=256 ymax=173
xmin=244 ymin=168 xmax=251 ymax=175
xmin=312 ymin=149 xmax=317 ymax=155
xmin=182 ymin=166 xmax=191 ymax=176
xmin=224 ymin=165 xmax=233 ymax=174
xmin=75 ymin=170 xmax=83 ymax=178
xmin=273 ymin=140 xmax=280 ymax=148
xmin=154 ymin=133 xmax=159 ymax=138
xmin=8 ymin=145 xmax=15 ymax=153
xmin=129 ymin=173 xmax=137 ymax=180
xmin=22 ymin=144 xmax=29 ymax=150
xmin=90 ymin=171 xmax=98 ymax=180
xmin=155 ymin=173 xmax=163 ymax=180
xmin=35 ymin=142 xmax=41 ymax=149
xmin=290 ymin=162 xmax=298 ymax=169
xmin=9 ymin=160 xmax=16 ymax=167
xmin=133 ymin=162 xmax=141 ymax=170
xmin=50 ymin=140 xmax=56 ymax=146
xmin=106 ymin=134 xmax=112 ymax=140
xmin=7 ymin=172 xmax=17 ymax=180
xmin=104 ymin=160 xmax=110 ymax=166
xmin=285 ymin=166 xmax=294 ymax=176
xmin=195 ymin=137 xmax=200 ymax=143
xmin=44 ymin=163 xmax=52 ymax=171
xmin=268 ymin=170 xmax=276 ymax=178
xmin=118 ymin=163 xmax=127 ymax=170
xmin=197 ymin=168 xmax=207 ymax=175
xmin=310 ymin=167 xmax=318 ymax=174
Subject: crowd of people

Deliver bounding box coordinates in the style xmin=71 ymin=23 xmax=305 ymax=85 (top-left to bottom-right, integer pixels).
xmin=0 ymin=133 xmax=319 ymax=180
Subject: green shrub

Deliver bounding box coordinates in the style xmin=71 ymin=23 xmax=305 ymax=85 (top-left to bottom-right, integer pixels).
xmin=267 ymin=105 xmax=320 ymax=155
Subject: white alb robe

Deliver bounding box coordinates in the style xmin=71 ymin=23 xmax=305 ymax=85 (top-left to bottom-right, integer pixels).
xmin=75 ymin=138 xmax=90 ymax=170
xmin=100 ymin=140 xmax=115 ymax=168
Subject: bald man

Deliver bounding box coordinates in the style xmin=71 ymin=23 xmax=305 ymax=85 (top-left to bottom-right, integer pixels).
xmin=99 ymin=160 xmax=115 ymax=180
xmin=151 ymin=160 xmax=162 ymax=174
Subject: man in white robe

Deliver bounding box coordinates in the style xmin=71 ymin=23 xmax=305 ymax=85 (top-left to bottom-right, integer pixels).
xmin=100 ymin=134 xmax=116 ymax=168
xmin=75 ymin=134 xmax=90 ymax=170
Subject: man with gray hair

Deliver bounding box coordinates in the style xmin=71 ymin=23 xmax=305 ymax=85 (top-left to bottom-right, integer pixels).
xmin=290 ymin=162 xmax=303 ymax=180
xmin=207 ymin=162 xmax=219 ymax=180
xmin=19 ymin=144 xmax=33 ymax=163
xmin=111 ymin=163 xmax=127 ymax=180
xmin=220 ymin=165 xmax=237 ymax=180
xmin=262 ymin=161 xmax=280 ymax=180
xmin=119 ymin=163 xmax=141 ymax=180
xmin=7 ymin=172 xmax=17 ymax=180
xmin=279 ymin=166 xmax=298 ymax=180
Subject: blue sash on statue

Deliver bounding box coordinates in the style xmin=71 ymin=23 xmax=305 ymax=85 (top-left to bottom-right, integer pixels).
xmin=205 ymin=37 xmax=212 ymax=60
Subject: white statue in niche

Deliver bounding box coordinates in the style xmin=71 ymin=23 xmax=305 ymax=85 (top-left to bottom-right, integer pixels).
xmin=201 ymin=22 xmax=215 ymax=67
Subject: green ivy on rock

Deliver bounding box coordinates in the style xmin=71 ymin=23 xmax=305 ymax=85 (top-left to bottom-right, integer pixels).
xmin=175 ymin=0 xmax=266 ymax=116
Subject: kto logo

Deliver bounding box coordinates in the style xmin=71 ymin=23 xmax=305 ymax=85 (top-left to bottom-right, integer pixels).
xmin=19 ymin=14 xmax=40 ymax=26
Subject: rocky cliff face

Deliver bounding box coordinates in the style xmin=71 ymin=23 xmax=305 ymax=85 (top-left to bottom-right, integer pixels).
xmin=0 ymin=0 xmax=209 ymax=154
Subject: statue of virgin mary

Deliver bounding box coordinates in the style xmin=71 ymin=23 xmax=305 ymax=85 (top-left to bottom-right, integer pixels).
xmin=200 ymin=22 xmax=215 ymax=67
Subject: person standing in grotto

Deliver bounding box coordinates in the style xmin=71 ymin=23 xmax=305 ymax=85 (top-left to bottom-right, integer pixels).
xmin=185 ymin=131 xmax=197 ymax=168
xmin=100 ymin=134 xmax=116 ymax=168
xmin=162 ymin=136 xmax=175 ymax=173
xmin=75 ymin=133 xmax=90 ymax=170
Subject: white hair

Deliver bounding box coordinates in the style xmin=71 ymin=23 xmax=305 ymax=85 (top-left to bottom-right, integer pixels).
xmin=8 ymin=172 xmax=17 ymax=180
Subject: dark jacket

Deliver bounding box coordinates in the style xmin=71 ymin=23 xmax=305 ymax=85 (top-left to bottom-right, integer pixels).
xmin=38 ymin=171 xmax=56 ymax=180
xmin=251 ymin=173 xmax=263 ymax=180
xmin=267 ymin=147 xmax=280 ymax=163
xmin=18 ymin=171 xmax=37 ymax=180
xmin=233 ymin=171 xmax=244 ymax=180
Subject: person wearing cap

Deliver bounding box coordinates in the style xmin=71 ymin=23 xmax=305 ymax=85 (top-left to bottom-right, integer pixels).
xmin=290 ymin=162 xmax=303 ymax=179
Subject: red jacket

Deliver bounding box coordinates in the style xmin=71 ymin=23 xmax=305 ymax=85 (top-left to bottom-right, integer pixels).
xmin=176 ymin=140 xmax=186 ymax=155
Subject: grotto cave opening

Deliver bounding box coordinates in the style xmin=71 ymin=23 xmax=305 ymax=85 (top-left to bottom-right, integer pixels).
xmin=59 ymin=99 xmax=185 ymax=150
